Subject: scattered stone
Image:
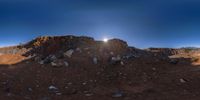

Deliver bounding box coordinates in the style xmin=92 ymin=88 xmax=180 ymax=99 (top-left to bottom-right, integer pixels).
xmin=152 ymin=67 xmax=156 ymax=71
xmin=76 ymin=48 xmax=82 ymax=52
xmin=64 ymin=49 xmax=74 ymax=58
xmin=82 ymin=82 xmax=87 ymax=85
xmin=93 ymin=57 xmax=98 ymax=64
xmin=39 ymin=97 xmax=51 ymax=100
xmin=84 ymin=91 xmax=93 ymax=97
xmin=64 ymin=61 xmax=69 ymax=67
xmin=123 ymin=53 xmax=136 ymax=59
xmin=110 ymin=55 xmax=121 ymax=64
xmin=110 ymin=52 xmax=114 ymax=55
xmin=67 ymin=82 xmax=73 ymax=85
xmin=51 ymin=62 xmax=57 ymax=66
xmin=180 ymin=78 xmax=186 ymax=83
xmin=28 ymin=88 xmax=33 ymax=92
xmin=39 ymin=61 xmax=44 ymax=65
xmin=49 ymin=85 xmax=58 ymax=91
xmin=51 ymin=60 xmax=65 ymax=67
xmin=112 ymin=90 xmax=124 ymax=98
xmin=169 ymin=59 xmax=178 ymax=65
xmin=56 ymin=92 xmax=62 ymax=96
xmin=120 ymin=61 xmax=124 ymax=65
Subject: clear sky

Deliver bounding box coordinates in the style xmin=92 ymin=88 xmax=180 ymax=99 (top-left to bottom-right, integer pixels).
xmin=0 ymin=0 xmax=200 ymax=48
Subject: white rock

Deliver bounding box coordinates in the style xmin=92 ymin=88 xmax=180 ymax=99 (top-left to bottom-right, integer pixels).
xmin=49 ymin=85 xmax=58 ymax=90
xmin=64 ymin=61 xmax=69 ymax=67
xmin=110 ymin=52 xmax=114 ymax=55
xmin=180 ymin=78 xmax=186 ymax=83
xmin=82 ymin=82 xmax=87 ymax=85
xmin=64 ymin=49 xmax=74 ymax=58
xmin=112 ymin=91 xmax=123 ymax=98
xmin=120 ymin=61 xmax=124 ymax=65
xmin=93 ymin=57 xmax=98 ymax=64
xmin=28 ymin=88 xmax=33 ymax=92
xmin=39 ymin=61 xmax=44 ymax=65
xmin=51 ymin=62 xmax=57 ymax=66
xmin=56 ymin=92 xmax=62 ymax=95
xmin=76 ymin=48 xmax=82 ymax=52
xmin=50 ymin=55 xmax=57 ymax=61
xmin=111 ymin=55 xmax=121 ymax=61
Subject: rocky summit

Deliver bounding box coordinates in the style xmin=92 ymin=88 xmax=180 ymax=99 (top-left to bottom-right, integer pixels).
xmin=0 ymin=35 xmax=200 ymax=100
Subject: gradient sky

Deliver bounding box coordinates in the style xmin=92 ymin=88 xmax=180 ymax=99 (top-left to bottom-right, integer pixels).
xmin=0 ymin=0 xmax=200 ymax=48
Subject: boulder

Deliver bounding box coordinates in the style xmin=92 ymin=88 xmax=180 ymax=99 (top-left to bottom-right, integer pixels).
xmin=93 ymin=57 xmax=98 ymax=64
xmin=64 ymin=49 xmax=74 ymax=58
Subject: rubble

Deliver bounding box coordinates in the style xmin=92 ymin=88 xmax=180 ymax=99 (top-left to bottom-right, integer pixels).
xmin=180 ymin=78 xmax=187 ymax=83
xmin=93 ymin=57 xmax=98 ymax=64
xmin=64 ymin=49 xmax=74 ymax=58
xmin=112 ymin=90 xmax=124 ymax=98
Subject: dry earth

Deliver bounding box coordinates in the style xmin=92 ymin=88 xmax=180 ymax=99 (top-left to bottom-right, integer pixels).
xmin=0 ymin=35 xmax=200 ymax=100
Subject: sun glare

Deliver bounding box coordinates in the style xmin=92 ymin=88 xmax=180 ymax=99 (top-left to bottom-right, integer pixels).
xmin=103 ymin=38 xmax=108 ymax=42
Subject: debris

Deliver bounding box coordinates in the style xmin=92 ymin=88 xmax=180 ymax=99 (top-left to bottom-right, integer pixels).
xmin=39 ymin=61 xmax=44 ymax=65
xmin=49 ymin=85 xmax=58 ymax=91
xmin=180 ymin=78 xmax=186 ymax=83
xmin=84 ymin=91 xmax=93 ymax=97
xmin=64 ymin=49 xmax=74 ymax=58
xmin=64 ymin=61 xmax=69 ymax=67
xmin=76 ymin=48 xmax=82 ymax=53
xmin=110 ymin=55 xmax=121 ymax=64
xmin=112 ymin=90 xmax=124 ymax=98
xmin=51 ymin=62 xmax=57 ymax=66
xmin=169 ymin=59 xmax=178 ymax=65
xmin=28 ymin=88 xmax=33 ymax=92
xmin=120 ymin=61 xmax=124 ymax=65
xmin=93 ymin=57 xmax=98 ymax=64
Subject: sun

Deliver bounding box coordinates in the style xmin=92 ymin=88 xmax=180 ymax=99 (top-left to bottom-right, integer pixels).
xmin=103 ymin=38 xmax=108 ymax=42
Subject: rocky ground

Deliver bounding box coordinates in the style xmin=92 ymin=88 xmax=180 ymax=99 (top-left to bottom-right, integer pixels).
xmin=0 ymin=35 xmax=200 ymax=100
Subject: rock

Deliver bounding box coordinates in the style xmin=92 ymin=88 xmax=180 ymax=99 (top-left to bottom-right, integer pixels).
xmin=39 ymin=97 xmax=51 ymax=100
xmin=82 ymin=82 xmax=87 ymax=85
xmin=84 ymin=91 xmax=93 ymax=97
xmin=169 ymin=59 xmax=178 ymax=65
xmin=50 ymin=55 xmax=57 ymax=61
xmin=48 ymin=85 xmax=58 ymax=91
xmin=28 ymin=88 xmax=33 ymax=92
xmin=51 ymin=62 xmax=57 ymax=66
xmin=64 ymin=49 xmax=74 ymax=58
xmin=76 ymin=48 xmax=82 ymax=53
xmin=110 ymin=52 xmax=114 ymax=55
xmin=110 ymin=55 xmax=121 ymax=64
xmin=93 ymin=57 xmax=98 ymax=64
xmin=123 ymin=53 xmax=137 ymax=59
xmin=112 ymin=90 xmax=124 ymax=98
xmin=64 ymin=61 xmax=69 ymax=67
xmin=51 ymin=60 xmax=65 ymax=67
xmin=120 ymin=61 xmax=124 ymax=65
xmin=180 ymin=78 xmax=186 ymax=83
xmin=39 ymin=61 xmax=44 ymax=64
xmin=56 ymin=92 xmax=62 ymax=96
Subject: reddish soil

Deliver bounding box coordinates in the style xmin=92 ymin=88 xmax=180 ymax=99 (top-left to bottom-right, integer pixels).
xmin=0 ymin=36 xmax=200 ymax=100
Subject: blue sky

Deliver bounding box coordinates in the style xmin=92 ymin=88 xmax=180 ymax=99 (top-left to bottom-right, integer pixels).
xmin=0 ymin=0 xmax=200 ymax=48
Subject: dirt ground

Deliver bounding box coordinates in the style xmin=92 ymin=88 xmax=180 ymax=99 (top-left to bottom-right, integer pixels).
xmin=0 ymin=53 xmax=200 ymax=100
xmin=1 ymin=36 xmax=200 ymax=100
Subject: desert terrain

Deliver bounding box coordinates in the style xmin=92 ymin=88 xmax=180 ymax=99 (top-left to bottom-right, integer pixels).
xmin=0 ymin=35 xmax=200 ymax=100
